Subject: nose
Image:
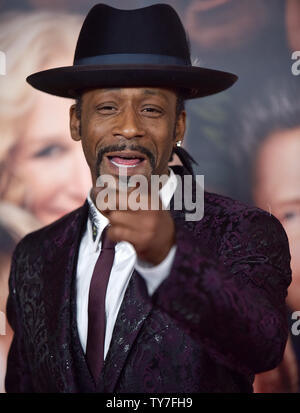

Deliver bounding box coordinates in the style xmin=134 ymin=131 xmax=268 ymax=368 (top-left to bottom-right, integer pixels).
xmin=112 ymin=106 xmax=145 ymax=140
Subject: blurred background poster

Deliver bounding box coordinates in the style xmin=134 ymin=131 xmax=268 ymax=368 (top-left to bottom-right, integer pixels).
xmin=0 ymin=0 xmax=299 ymax=393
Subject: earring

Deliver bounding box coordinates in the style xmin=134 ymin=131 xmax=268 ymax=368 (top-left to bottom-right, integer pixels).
xmin=176 ymin=140 xmax=182 ymax=147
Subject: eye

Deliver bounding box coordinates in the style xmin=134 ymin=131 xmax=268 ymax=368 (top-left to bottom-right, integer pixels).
xmin=33 ymin=144 xmax=66 ymax=159
xmin=282 ymin=211 xmax=299 ymax=221
xmin=141 ymin=106 xmax=163 ymax=117
xmin=96 ymin=105 xmax=118 ymax=114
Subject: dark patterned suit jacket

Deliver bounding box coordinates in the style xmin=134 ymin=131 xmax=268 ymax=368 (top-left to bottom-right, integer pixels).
xmin=5 ymin=166 xmax=291 ymax=393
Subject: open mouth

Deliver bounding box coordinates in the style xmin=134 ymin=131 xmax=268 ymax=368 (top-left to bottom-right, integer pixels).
xmin=106 ymin=152 xmax=146 ymax=168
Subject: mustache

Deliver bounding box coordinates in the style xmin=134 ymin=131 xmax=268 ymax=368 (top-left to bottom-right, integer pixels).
xmin=96 ymin=144 xmax=156 ymax=176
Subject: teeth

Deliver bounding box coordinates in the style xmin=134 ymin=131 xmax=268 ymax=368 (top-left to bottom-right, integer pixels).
xmin=108 ymin=156 xmax=142 ymax=160
xmin=110 ymin=160 xmax=138 ymax=168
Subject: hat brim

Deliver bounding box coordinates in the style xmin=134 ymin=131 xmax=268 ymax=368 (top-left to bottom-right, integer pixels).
xmin=26 ymin=64 xmax=237 ymax=99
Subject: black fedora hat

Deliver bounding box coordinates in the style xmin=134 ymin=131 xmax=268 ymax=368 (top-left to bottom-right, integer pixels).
xmin=26 ymin=3 xmax=238 ymax=99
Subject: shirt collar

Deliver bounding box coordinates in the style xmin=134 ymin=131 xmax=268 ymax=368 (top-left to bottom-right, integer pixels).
xmin=87 ymin=168 xmax=177 ymax=249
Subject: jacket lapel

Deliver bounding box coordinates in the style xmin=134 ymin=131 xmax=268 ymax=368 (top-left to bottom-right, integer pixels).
xmin=41 ymin=201 xmax=89 ymax=391
xmin=102 ymin=270 xmax=153 ymax=392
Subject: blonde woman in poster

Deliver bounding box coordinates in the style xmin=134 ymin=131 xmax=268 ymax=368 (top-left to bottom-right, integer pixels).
xmin=0 ymin=11 xmax=91 ymax=392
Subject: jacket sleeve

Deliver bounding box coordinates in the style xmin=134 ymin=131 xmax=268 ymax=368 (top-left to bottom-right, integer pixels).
xmin=5 ymin=242 xmax=34 ymax=393
xmin=152 ymin=210 xmax=292 ymax=377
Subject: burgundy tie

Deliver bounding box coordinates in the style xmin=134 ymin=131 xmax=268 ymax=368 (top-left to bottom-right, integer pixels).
xmin=86 ymin=225 xmax=116 ymax=383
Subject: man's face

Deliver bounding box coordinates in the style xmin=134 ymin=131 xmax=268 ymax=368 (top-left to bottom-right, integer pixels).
xmin=70 ymin=87 xmax=185 ymax=186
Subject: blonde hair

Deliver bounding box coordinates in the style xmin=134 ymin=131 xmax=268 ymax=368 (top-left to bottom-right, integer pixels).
xmin=0 ymin=11 xmax=83 ymax=203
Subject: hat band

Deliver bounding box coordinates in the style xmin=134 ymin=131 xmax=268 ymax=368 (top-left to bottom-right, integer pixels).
xmin=74 ymin=53 xmax=188 ymax=66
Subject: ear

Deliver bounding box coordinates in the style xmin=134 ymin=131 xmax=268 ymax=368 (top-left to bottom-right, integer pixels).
xmin=174 ymin=110 xmax=186 ymax=147
xmin=70 ymin=104 xmax=81 ymax=141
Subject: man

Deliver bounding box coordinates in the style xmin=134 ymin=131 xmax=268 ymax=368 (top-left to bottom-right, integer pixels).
xmin=5 ymin=4 xmax=291 ymax=393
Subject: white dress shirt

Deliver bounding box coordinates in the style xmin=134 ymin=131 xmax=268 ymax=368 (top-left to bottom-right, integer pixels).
xmin=76 ymin=168 xmax=178 ymax=358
